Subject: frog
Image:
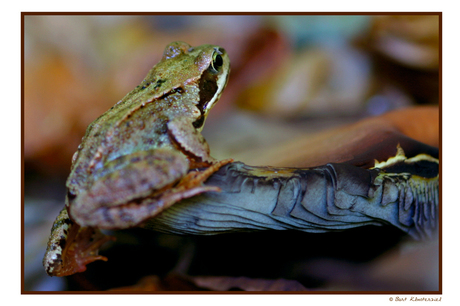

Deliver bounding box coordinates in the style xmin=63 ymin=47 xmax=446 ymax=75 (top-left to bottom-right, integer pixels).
xmin=43 ymin=41 xmax=232 ymax=276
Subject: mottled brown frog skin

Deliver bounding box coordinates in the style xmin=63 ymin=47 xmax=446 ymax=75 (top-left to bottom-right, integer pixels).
xmin=43 ymin=42 xmax=231 ymax=276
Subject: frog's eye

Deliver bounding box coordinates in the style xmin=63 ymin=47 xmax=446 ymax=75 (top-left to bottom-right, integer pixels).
xmin=210 ymin=52 xmax=223 ymax=73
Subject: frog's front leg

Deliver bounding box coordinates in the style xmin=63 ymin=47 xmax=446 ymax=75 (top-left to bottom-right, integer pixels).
xmin=69 ymin=148 xmax=228 ymax=229
xmin=167 ymin=117 xmax=215 ymax=167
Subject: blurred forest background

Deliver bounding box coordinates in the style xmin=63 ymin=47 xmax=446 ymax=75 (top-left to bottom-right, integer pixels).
xmin=23 ymin=15 xmax=439 ymax=291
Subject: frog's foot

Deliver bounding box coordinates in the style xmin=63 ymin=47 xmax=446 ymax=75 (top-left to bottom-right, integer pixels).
xmin=81 ymin=159 xmax=234 ymax=230
xmin=177 ymin=158 xmax=234 ymax=190
xmin=43 ymin=208 xmax=115 ymax=277
xmin=149 ymin=158 xmax=235 ymax=207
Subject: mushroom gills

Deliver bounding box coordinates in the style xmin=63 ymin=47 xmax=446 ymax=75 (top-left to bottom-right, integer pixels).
xmin=143 ymin=151 xmax=439 ymax=240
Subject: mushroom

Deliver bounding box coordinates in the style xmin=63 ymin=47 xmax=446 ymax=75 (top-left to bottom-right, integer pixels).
xmin=144 ymin=145 xmax=438 ymax=241
xmin=143 ymin=106 xmax=439 ymax=241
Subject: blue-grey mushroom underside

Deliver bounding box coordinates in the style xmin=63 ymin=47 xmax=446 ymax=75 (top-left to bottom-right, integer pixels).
xmin=144 ymin=145 xmax=439 ymax=241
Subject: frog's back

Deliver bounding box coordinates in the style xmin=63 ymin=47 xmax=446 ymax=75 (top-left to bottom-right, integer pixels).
xmin=67 ymin=95 xmax=178 ymax=190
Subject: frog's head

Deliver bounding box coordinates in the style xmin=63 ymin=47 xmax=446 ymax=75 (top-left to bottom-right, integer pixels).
xmin=194 ymin=45 xmax=230 ymax=131
xmin=163 ymin=42 xmax=231 ymax=131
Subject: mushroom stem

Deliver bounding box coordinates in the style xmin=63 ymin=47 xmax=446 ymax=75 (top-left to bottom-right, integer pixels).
xmin=144 ymin=152 xmax=438 ymax=240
